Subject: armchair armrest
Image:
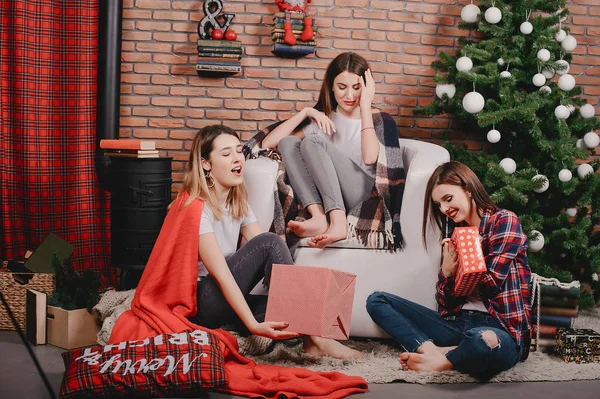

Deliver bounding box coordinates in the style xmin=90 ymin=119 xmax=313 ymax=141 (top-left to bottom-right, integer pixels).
xmin=244 ymin=157 xmax=279 ymax=232
xmin=398 ymin=139 xmax=450 ymax=250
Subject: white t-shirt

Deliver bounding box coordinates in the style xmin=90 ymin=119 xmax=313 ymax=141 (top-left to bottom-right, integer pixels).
xmin=462 ymin=296 xmax=489 ymax=313
xmin=302 ymin=110 xmax=376 ymax=179
xmin=197 ymin=203 xmax=257 ymax=278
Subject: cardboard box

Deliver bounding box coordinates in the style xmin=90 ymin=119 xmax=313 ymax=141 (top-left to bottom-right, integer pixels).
xmin=452 ymin=226 xmax=486 ymax=297
xmin=555 ymin=328 xmax=600 ymax=363
xmin=265 ymin=264 xmax=356 ymax=340
xmin=47 ymin=306 xmax=100 ymax=349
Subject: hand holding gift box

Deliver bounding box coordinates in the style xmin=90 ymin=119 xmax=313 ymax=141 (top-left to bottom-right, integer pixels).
xmin=265 ymin=264 xmax=356 ymax=340
xmin=452 ymin=227 xmax=486 ymax=297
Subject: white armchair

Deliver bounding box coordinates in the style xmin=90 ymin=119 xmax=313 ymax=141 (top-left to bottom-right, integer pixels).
xmin=244 ymin=139 xmax=450 ymax=338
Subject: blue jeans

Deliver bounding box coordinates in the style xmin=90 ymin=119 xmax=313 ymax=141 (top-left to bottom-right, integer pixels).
xmin=366 ymin=291 xmax=522 ymax=378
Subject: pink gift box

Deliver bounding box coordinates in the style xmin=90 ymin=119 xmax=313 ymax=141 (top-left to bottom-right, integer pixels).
xmin=265 ymin=264 xmax=356 ymax=340
xmin=452 ymin=226 xmax=486 ymax=297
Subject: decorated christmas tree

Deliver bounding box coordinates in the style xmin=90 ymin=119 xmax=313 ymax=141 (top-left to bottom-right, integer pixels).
xmin=416 ymin=0 xmax=600 ymax=307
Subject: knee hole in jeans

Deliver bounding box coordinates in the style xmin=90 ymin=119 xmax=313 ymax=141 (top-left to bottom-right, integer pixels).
xmin=482 ymin=330 xmax=500 ymax=349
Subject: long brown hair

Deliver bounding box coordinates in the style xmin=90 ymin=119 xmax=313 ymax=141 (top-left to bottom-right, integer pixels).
xmin=314 ymin=52 xmax=370 ymax=116
xmin=173 ymin=125 xmax=248 ymax=220
xmin=422 ymin=161 xmax=497 ymax=249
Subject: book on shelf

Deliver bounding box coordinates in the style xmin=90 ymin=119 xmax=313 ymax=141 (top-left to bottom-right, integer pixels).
xmin=197 ymin=55 xmax=242 ymax=62
xmin=196 ymin=64 xmax=241 ymax=73
xmin=196 ymin=59 xmax=241 ymax=66
xmin=273 ymin=22 xmax=317 ymax=31
xmin=105 ymin=151 xmax=159 ymax=159
xmin=540 ymin=295 xmax=578 ymax=308
xmin=26 ymin=289 xmax=47 ymax=345
xmin=100 ymin=139 xmax=155 ymax=151
xmin=272 ymin=43 xmax=315 ymax=55
xmin=532 ymin=314 xmax=573 ymax=328
xmin=273 ymin=38 xmax=316 ymax=46
xmin=531 ymin=337 xmax=556 ymax=348
xmin=105 ymin=149 xmax=159 ymax=157
xmin=533 ymin=324 xmax=559 ymax=338
xmin=197 ymin=39 xmax=242 ymax=48
xmin=271 ymin=28 xmax=315 ymax=36
xmin=539 ymin=306 xmax=579 ymax=318
xmin=197 ymin=46 xmax=242 ymax=55
xmin=540 ymin=285 xmax=581 ymax=298
xmin=272 ymin=32 xmax=315 ymax=40
xmin=274 ymin=11 xmax=306 ymax=20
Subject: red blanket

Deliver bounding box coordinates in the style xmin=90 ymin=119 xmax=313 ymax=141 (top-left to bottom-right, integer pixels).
xmin=109 ymin=192 xmax=368 ymax=399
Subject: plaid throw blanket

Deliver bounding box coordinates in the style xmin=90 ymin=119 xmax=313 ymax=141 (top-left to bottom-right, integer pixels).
xmin=243 ymin=112 xmax=406 ymax=250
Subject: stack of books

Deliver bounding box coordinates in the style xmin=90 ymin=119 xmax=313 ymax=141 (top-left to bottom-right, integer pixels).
xmin=271 ymin=11 xmax=317 ymax=57
xmin=532 ymin=284 xmax=580 ymax=351
xmin=196 ymin=39 xmax=242 ymax=74
xmin=100 ymin=139 xmax=159 ymax=158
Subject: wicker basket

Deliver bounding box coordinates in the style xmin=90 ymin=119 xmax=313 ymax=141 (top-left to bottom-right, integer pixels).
xmin=0 ymin=268 xmax=55 ymax=331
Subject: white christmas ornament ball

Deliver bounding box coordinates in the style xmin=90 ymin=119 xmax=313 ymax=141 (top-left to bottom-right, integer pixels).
xmin=561 ymin=35 xmax=577 ymax=52
xmin=577 ymin=163 xmax=594 ymax=178
xmin=462 ymin=91 xmax=485 ymax=114
xmin=554 ymin=105 xmax=570 ymax=119
xmin=484 ymin=7 xmax=502 ymax=24
xmin=558 ymin=169 xmax=572 ymax=182
xmin=532 ymin=174 xmax=549 ymax=193
xmin=500 ymin=71 xmax=512 ymax=78
xmin=583 ymin=132 xmax=600 ymax=148
xmin=532 ymin=73 xmax=546 ymax=87
xmin=435 ymin=84 xmax=456 ymax=99
xmin=558 ymin=74 xmax=576 ymax=91
xmin=456 ymin=56 xmax=473 ymax=72
xmin=520 ymin=21 xmax=533 ymax=35
xmin=566 ymin=208 xmax=577 ymax=217
xmin=497 ymin=58 xmax=505 ymax=66
xmin=580 ymin=104 xmax=596 ymax=119
xmin=576 ymin=139 xmax=584 ymax=148
xmin=461 ymin=4 xmax=481 ymax=23
xmin=537 ymin=49 xmax=551 ymax=62
xmin=555 ymin=29 xmax=567 ymax=42
xmin=487 ymin=129 xmax=501 ymax=143
xmin=499 ymin=158 xmax=517 ymax=174
xmin=555 ymin=59 xmax=570 ymax=76
xmin=542 ymin=68 xmax=555 ymax=79
xmin=528 ymin=230 xmax=545 ymax=252
xmin=539 ymin=85 xmax=552 ymax=94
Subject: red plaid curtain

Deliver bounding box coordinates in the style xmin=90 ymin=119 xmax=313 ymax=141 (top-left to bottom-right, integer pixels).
xmin=0 ymin=1 xmax=112 ymax=282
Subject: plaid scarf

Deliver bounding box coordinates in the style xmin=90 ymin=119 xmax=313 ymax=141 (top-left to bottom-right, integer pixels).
xmin=243 ymin=112 xmax=405 ymax=250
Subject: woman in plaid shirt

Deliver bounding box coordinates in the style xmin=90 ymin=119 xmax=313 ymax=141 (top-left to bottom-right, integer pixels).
xmin=367 ymin=161 xmax=531 ymax=377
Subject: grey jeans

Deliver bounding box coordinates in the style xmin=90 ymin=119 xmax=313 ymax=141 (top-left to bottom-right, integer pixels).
xmin=278 ymin=135 xmax=375 ymax=213
xmin=193 ymin=232 xmax=293 ymax=332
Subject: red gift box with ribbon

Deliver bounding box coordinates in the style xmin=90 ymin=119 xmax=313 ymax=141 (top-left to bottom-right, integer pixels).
xmin=452 ymin=226 xmax=486 ymax=297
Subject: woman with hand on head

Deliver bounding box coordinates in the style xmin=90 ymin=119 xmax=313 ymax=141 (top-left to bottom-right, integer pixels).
xmin=181 ymin=125 xmax=362 ymax=358
xmin=366 ymin=161 xmax=531 ymax=378
xmin=261 ymin=52 xmax=380 ymax=248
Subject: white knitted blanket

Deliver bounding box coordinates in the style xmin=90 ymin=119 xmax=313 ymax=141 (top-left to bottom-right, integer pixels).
xmin=93 ymin=289 xmax=135 ymax=345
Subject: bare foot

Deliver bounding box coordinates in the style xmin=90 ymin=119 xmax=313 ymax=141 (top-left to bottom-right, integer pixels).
xmin=307 ymin=224 xmax=347 ymax=248
xmin=401 ymin=351 xmax=453 ymax=372
xmin=437 ymin=346 xmax=457 ymax=355
xmin=303 ymin=336 xmax=364 ymax=359
xmin=288 ymin=217 xmax=328 ymax=238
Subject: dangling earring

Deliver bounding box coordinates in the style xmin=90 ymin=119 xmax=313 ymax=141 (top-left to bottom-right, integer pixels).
xmin=205 ymin=170 xmax=215 ymax=188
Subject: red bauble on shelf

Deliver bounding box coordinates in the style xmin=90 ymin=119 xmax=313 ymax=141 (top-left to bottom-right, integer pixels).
xmin=224 ymin=29 xmax=237 ymax=41
xmin=211 ymin=28 xmax=223 ymax=40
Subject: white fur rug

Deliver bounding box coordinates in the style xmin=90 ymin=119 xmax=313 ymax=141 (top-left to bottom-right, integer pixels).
xmin=244 ymin=309 xmax=600 ymax=384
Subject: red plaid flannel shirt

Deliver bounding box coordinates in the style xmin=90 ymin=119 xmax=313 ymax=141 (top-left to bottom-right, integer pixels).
xmin=436 ymin=209 xmax=532 ymax=357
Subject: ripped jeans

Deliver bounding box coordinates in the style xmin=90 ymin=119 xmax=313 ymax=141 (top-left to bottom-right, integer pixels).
xmin=366 ymin=292 xmax=522 ymax=378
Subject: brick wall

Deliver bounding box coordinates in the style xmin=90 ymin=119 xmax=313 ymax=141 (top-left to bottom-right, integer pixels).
xmin=118 ymin=0 xmax=600 ymax=188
